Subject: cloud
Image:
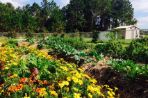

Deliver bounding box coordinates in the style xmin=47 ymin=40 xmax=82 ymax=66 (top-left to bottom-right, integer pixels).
xmin=55 ymin=0 xmax=69 ymax=8
xmin=131 ymin=0 xmax=148 ymax=13
xmin=0 ymin=0 xmax=28 ymax=8
xmin=130 ymin=0 xmax=148 ymax=29
xmin=137 ymin=16 xmax=148 ymax=29
xmin=0 ymin=0 xmax=70 ymax=8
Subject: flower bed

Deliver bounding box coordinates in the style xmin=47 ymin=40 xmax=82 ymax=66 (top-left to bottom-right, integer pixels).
xmin=0 ymin=44 xmax=117 ymax=98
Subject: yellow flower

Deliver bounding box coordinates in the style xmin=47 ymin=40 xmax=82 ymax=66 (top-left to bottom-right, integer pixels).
xmin=10 ymin=62 xmax=18 ymax=66
xmin=24 ymin=93 xmax=30 ymax=98
xmin=107 ymin=91 xmax=115 ymax=98
xmin=78 ymin=80 xmax=83 ymax=85
xmin=47 ymin=55 xmax=52 ymax=60
xmin=36 ymin=88 xmax=47 ymax=97
xmin=58 ymin=81 xmax=69 ymax=88
xmin=49 ymin=84 xmax=55 ymax=90
xmin=72 ymin=76 xmax=79 ymax=83
xmin=114 ymin=87 xmax=118 ymax=91
xmin=75 ymin=72 xmax=81 ymax=79
xmin=87 ymin=85 xmax=95 ymax=93
xmin=104 ymin=85 xmax=109 ymax=88
xmin=67 ymin=77 xmax=71 ymax=81
xmin=90 ymin=79 xmax=97 ymax=84
xmin=5 ymin=66 xmax=9 ymax=70
xmin=9 ymin=74 xmax=18 ymax=78
xmin=72 ymin=70 xmax=78 ymax=73
xmin=24 ymin=96 xmax=30 ymax=98
xmin=60 ymin=66 xmax=68 ymax=71
xmin=67 ymin=64 xmax=73 ymax=68
xmin=50 ymin=90 xmax=58 ymax=97
xmin=65 ymin=87 xmax=69 ymax=92
xmin=83 ymin=74 xmax=90 ymax=79
xmin=73 ymin=87 xmax=79 ymax=92
xmin=0 ymin=87 xmax=4 ymax=94
xmin=78 ymin=68 xmax=83 ymax=72
xmin=74 ymin=93 xmax=81 ymax=98
xmin=88 ymin=93 xmax=93 ymax=98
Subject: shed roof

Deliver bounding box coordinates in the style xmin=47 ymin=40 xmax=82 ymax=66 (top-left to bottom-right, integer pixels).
xmin=114 ymin=25 xmax=139 ymax=30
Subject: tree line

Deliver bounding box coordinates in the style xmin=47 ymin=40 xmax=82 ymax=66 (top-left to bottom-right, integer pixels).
xmin=0 ymin=0 xmax=136 ymax=33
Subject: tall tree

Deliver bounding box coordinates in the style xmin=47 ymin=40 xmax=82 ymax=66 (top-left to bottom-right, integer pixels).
xmin=83 ymin=0 xmax=112 ymax=31
xmin=111 ymin=0 xmax=136 ymax=27
xmin=63 ymin=0 xmax=85 ymax=32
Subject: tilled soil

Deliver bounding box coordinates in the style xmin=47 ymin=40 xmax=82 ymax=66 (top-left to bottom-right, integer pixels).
xmin=82 ymin=58 xmax=148 ymax=98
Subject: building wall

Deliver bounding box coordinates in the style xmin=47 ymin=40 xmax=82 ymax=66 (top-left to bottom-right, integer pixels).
xmin=125 ymin=28 xmax=132 ymax=39
xmin=125 ymin=27 xmax=140 ymax=39
xmin=98 ymin=31 xmax=110 ymax=40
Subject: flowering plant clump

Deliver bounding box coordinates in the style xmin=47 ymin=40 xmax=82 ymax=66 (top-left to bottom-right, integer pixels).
xmin=0 ymin=41 xmax=118 ymax=98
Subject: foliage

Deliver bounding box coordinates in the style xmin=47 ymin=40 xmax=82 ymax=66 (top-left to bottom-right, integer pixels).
xmin=0 ymin=0 xmax=135 ymax=33
xmin=0 ymin=42 xmax=117 ymax=98
xmin=5 ymin=39 xmax=18 ymax=48
xmin=45 ymin=36 xmax=89 ymax=50
xmin=95 ymin=41 xmax=124 ymax=58
xmin=108 ymin=59 xmax=148 ymax=79
xmin=63 ymin=0 xmax=135 ymax=32
xmin=88 ymin=51 xmax=104 ymax=61
xmin=125 ymin=39 xmax=148 ymax=63
xmin=44 ymin=36 xmax=83 ymax=63
xmin=62 ymin=0 xmax=85 ymax=32
xmin=92 ymin=31 xmax=99 ymax=43
xmin=37 ymin=39 xmax=44 ymax=50
xmin=5 ymin=32 xmax=17 ymax=38
xmin=95 ymin=38 xmax=148 ymax=63
xmin=25 ymin=32 xmax=35 ymax=44
xmin=106 ymin=32 xmax=116 ymax=40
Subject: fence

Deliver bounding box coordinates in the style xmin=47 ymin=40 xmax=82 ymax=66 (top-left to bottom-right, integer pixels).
xmin=0 ymin=32 xmax=93 ymax=38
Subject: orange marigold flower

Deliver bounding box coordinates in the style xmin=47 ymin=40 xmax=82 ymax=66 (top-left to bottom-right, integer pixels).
xmin=42 ymin=80 xmax=48 ymax=85
xmin=8 ymin=84 xmax=23 ymax=92
xmin=20 ymin=78 xmax=28 ymax=83
xmin=36 ymin=88 xmax=47 ymax=97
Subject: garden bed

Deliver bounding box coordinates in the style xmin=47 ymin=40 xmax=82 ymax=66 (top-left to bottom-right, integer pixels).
xmin=82 ymin=59 xmax=148 ymax=98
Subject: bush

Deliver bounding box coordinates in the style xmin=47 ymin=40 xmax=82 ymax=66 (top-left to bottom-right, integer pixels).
xmin=25 ymin=32 xmax=34 ymax=44
xmin=95 ymin=41 xmax=124 ymax=58
xmin=95 ymin=38 xmax=148 ymax=63
xmin=45 ymin=36 xmax=89 ymax=50
xmin=125 ymin=39 xmax=148 ymax=63
xmin=5 ymin=39 xmax=18 ymax=48
xmin=92 ymin=31 xmax=99 ymax=43
xmin=109 ymin=59 xmax=148 ymax=79
xmin=5 ymin=32 xmax=17 ymax=38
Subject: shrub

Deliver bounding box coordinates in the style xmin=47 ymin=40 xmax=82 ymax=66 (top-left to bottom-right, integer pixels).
xmin=37 ymin=40 xmax=44 ymax=50
xmin=5 ymin=32 xmax=17 ymax=38
xmin=25 ymin=31 xmax=34 ymax=38
xmin=95 ymin=41 xmax=124 ymax=58
xmin=92 ymin=31 xmax=99 ymax=43
xmin=109 ymin=59 xmax=148 ymax=80
xmin=45 ymin=36 xmax=89 ymax=50
xmin=5 ymin=39 xmax=18 ymax=48
xmin=125 ymin=39 xmax=148 ymax=63
xmin=25 ymin=32 xmax=34 ymax=44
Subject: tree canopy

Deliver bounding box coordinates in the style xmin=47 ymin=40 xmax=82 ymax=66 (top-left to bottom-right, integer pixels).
xmin=0 ymin=0 xmax=136 ymax=33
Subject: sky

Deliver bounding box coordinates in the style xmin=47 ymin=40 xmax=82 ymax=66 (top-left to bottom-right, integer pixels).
xmin=0 ymin=0 xmax=148 ymax=29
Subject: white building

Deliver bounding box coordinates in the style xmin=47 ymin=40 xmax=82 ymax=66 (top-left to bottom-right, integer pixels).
xmin=114 ymin=25 xmax=140 ymax=39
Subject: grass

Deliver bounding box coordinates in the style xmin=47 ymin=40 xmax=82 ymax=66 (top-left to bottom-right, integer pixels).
xmin=144 ymin=35 xmax=148 ymax=38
